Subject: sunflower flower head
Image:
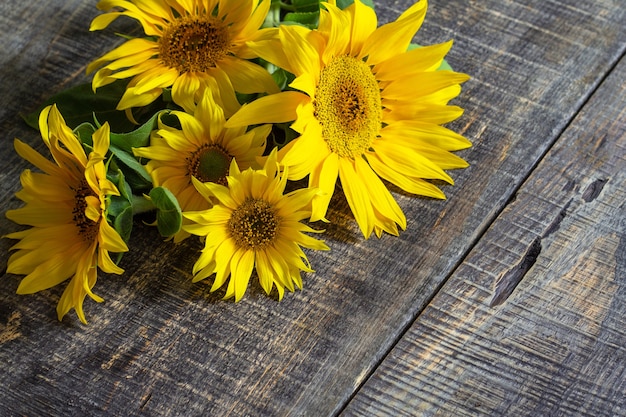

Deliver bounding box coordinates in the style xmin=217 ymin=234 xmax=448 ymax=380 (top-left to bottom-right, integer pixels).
xmin=87 ymin=0 xmax=279 ymax=116
xmin=133 ymin=88 xmax=270 ymax=242
xmin=226 ymin=0 xmax=471 ymax=238
xmin=183 ymin=149 xmax=330 ymax=301
xmin=5 ymin=105 xmax=129 ymax=324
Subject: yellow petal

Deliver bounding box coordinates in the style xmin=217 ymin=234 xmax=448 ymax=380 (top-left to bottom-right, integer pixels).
xmin=134 ymin=67 xmax=179 ymax=94
xmin=225 ymin=91 xmax=308 ymax=127
xmin=218 ymin=57 xmax=279 ymax=94
xmin=232 ymin=249 xmax=254 ymax=302
xmin=380 ymin=121 xmax=471 ymax=148
xmin=366 ymin=152 xmax=446 ymax=198
xmin=355 ymin=156 xmax=406 ymax=230
xmin=374 ymin=40 xmax=453 ymax=80
xmin=373 ymin=140 xmax=453 ymax=183
xmin=337 ymin=158 xmax=374 ymax=238
xmin=196 ymin=89 xmax=225 ymax=140
xmin=117 ymin=86 xmax=163 ymax=110
xmin=90 ymin=12 xmax=122 ymax=31
xmin=281 ymin=25 xmax=320 ymax=77
xmin=382 ymin=71 xmax=469 ymax=101
xmin=87 ymin=38 xmax=157 ymax=74
xmin=171 ymin=72 xmax=201 ymax=114
xmin=99 ymin=220 xmax=129 ymax=254
xmin=349 ymin=0 xmax=377 ymax=57
xmin=13 ymin=140 xmax=61 ymax=177
xmin=309 ymin=152 xmax=339 ymax=222
xmin=361 ymin=0 xmax=427 ymax=65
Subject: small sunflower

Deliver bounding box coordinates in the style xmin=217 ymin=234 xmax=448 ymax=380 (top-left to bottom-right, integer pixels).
xmin=5 ymin=105 xmax=128 ymax=324
xmin=87 ymin=0 xmax=279 ymax=116
xmin=133 ymin=89 xmax=270 ymax=242
xmin=226 ymin=0 xmax=471 ymax=238
xmin=183 ymin=150 xmax=329 ymax=301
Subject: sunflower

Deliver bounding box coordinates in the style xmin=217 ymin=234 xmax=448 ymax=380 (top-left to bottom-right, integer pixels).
xmin=87 ymin=0 xmax=279 ymax=117
xmin=5 ymin=105 xmax=128 ymax=324
xmin=226 ymin=0 xmax=471 ymax=238
xmin=133 ymin=89 xmax=270 ymax=242
xmin=183 ymin=149 xmax=329 ymax=301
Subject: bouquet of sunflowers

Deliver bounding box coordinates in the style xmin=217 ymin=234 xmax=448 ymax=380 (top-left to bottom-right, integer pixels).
xmin=5 ymin=0 xmax=470 ymax=323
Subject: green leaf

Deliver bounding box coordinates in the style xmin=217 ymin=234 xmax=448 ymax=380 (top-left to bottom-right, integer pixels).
xmin=149 ymin=186 xmax=183 ymax=237
xmin=109 ymin=144 xmax=153 ymax=192
xmin=291 ymin=0 xmax=320 ymax=13
xmin=22 ymin=79 xmax=172 ymax=133
xmin=283 ymin=11 xmax=320 ymax=28
xmin=112 ymin=202 xmax=134 ymax=243
xmin=270 ymin=67 xmax=295 ymax=90
xmin=106 ymin=167 xmax=135 ymax=244
xmin=109 ymin=110 xmax=162 ymax=153
xmin=22 ymin=80 xmax=135 ymax=132
xmin=73 ymin=122 xmax=97 ymax=146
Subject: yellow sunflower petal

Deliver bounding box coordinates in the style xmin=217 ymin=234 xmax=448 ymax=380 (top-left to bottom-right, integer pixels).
xmin=231 ymin=249 xmax=255 ymax=301
xmin=87 ymin=38 xmax=156 ymax=74
xmin=225 ymin=91 xmax=308 ymax=127
xmin=366 ymin=152 xmax=446 ymax=198
xmin=361 ymin=0 xmax=427 ymax=65
xmin=309 ymin=152 xmax=339 ymax=222
xmin=90 ymin=12 xmax=123 ymax=31
xmin=319 ymin=2 xmax=351 ymax=62
xmin=355 ymin=156 xmax=406 ymax=230
xmin=218 ymin=57 xmax=279 ymax=95
xmin=280 ymin=25 xmax=321 ymax=77
xmin=374 ymin=40 xmax=453 ymax=80
xmin=171 ymin=72 xmax=202 ymax=114
xmin=338 ymin=158 xmax=375 ymax=237
xmin=348 ymin=0 xmax=377 ymax=57
xmin=373 ymin=140 xmax=453 ymax=183
xmin=12 ymin=140 xmax=61 ymax=177
xmin=382 ymin=71 xmax=469 ymax=101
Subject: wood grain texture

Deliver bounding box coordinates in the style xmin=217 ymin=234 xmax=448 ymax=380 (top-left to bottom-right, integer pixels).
xmin=342 ymin=54 xmax=626 ymax=417
xmin=0 ymin=0 xmax=625 ymax=415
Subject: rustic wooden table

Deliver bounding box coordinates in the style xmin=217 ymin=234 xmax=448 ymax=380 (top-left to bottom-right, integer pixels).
xmin=1 ymin=0 xmax=624 ymax=415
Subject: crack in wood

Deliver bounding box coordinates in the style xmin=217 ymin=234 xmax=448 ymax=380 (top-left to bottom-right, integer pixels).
xmin=490 ymin=238 xmax=542 ymax=307
xmin=489 ymin=175 xmax=611 ymax=307
xmin=582 ymin=178 xmax=608 ymax=202
xmin=544 ymin=199 xmax=573 ymax=239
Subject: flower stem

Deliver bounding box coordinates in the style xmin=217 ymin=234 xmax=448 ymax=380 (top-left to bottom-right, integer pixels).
xmin=131 ymin=195 xmax=156 ymax=215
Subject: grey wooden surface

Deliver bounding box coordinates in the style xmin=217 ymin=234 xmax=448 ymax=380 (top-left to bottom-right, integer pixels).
xmin=0 ymin=0 xmax=624 ymax=416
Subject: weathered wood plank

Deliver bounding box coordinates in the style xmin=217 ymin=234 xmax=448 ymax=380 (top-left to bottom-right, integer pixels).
xmin=342 ymin=54 xmax=626 ymax=417
xmin=0 ymin=0 xmax=625 ymax=415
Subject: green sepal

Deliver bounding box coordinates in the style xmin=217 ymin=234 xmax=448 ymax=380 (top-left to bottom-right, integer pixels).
xmin=149 ymin=186 xmax=183 ymax=237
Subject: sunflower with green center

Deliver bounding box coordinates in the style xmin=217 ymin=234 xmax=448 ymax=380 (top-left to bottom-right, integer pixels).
xmin=133 ymin=89 xmax=270 ymax=242
xmin=183 ymin=149 xmax=329 ymax=301
xmin=5 ymin=105 xmax=128 ymax=324
xmin=87 ymin=0 xmax=279 ymax=117
xmin=226 ymin=0 xmax=471 ymax=238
